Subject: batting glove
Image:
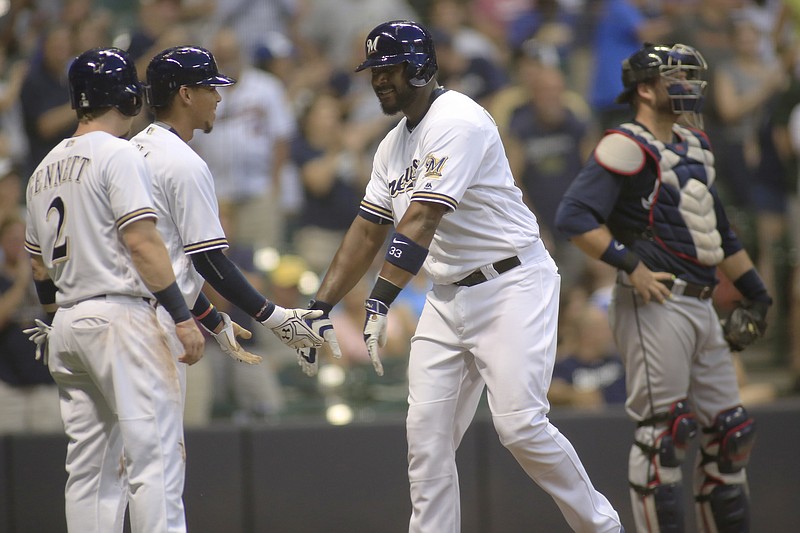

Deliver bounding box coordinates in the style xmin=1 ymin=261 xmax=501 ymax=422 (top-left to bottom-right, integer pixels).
xmin=363 ymin=298 xmax=387 ymax=377
xmin=296 ymin=300 xmax=342 ymax=377
xmin=23 ymin=318 xmax=53 ymax=365
xmin=261 ymin=305 xmax=324 ymax=350
xmin=211 ymin=312 xmax=262 ymax=364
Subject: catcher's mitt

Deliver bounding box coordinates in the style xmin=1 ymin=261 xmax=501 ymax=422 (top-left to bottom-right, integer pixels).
xmin=721 ymin=300 xmax=769 ymax=352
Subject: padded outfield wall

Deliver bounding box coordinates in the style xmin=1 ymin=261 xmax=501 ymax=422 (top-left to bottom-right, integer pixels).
xmin=1 ymin=399 xmax=798 ymax=532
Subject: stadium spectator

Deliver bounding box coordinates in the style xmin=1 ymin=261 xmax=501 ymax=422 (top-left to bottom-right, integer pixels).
xmin=190 ymin=27 xmax=297 ymax=249
xmin=19 ymin=25 xmax=76 ymax=176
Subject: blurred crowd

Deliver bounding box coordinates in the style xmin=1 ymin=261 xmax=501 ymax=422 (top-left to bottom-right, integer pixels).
xmin=1 ymin=0 xmax=800 ymax=430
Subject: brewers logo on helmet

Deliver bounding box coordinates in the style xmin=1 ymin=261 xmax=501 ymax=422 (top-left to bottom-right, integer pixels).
xmin=355 ymin=20 xmax=437 ymax=87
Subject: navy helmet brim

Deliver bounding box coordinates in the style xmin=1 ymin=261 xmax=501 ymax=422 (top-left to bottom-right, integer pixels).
xmin=196 ymin=74 xmax=236 ymax=87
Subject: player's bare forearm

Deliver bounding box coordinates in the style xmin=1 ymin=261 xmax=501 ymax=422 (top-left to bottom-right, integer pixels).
xmin=120 ymin=218 xmax=180 ymax=292
xmin=568 ymin=226 xmax=614 ymax=259
xmin=316 ymin=216 xmax=390 ymax=305
xmin=376 ymin=201 xmax=445 ymax=288
xmin=30 ymin=255 xmax=58 ymax=316
xmin=718 ymin=249 xmax=756 ymax=283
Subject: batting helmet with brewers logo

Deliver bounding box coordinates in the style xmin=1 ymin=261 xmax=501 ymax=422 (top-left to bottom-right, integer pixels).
xmin=145 ymin=45 xmax=235 ymax=108
xmin=355 ymin=20 xmax=437 ymax=87
xmin=68 ymin=47 xmax=142 ymax=117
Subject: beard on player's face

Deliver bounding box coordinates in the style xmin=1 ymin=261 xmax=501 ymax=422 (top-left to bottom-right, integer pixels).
xmin=372 ymin=64 xmax=417 ymax=115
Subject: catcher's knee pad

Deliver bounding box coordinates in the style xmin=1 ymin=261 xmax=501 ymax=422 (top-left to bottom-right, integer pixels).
xmin=696 ymin=483 xmax=750 ymax=533
xmin=636 ymin=399 xmax=698 ymax=468
xmin=702 ymin=406 xmax=755 ymax=474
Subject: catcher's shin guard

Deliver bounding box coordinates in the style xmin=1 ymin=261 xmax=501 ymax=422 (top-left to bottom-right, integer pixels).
xmin=694 ymin=406 xmax=754 ymax=533
xmin=695 ymin=484 xmax=749 ymax=533
xmin=630 ymin=482 xmax=686 ymax=533
xmin=629 ymin=401 xmax=697 ymax=532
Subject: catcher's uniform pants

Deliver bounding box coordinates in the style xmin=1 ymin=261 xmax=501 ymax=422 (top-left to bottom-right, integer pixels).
xmin=407 ymin=243 xmax=622 ymax=533
xmin=48 ymin=295 xmax=187 ymax=533
xmin=610 ymin=285 xmax=747 ymax=533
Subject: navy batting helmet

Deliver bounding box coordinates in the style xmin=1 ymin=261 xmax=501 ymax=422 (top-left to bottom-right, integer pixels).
xmin=145 ymin=46 xmax=235 ymax=108
xmin=355 ymin=20 xmax=437 ymax=87
xmin=616 ymin=43 xmax=707 ymax=113
xmin=68 ymin=47 xmax=142 ymax=117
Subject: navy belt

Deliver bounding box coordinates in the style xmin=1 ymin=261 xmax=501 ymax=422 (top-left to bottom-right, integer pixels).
xmin=454 ymin=256 xmax=521 ymax=287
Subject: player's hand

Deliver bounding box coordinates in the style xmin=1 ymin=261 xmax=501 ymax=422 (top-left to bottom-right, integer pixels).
xmin=363 ymin=298 xmax=387 ymax=376
xmin=261 ymin=306 xmax=324 ymax=350
xmin=212 ymin=312 xmax=262 ymax=364
xmin=628 ymin=264 xmax=674 ymax=304
xmin=23 ymin=318 xmax=53 ymax=365
xmin=295 ymin=300 xmax=342 ymax=377
xmin=175 ymin=318 xmax=205 ymax=365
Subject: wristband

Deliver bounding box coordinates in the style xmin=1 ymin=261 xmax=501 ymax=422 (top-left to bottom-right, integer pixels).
xmin=600 ymin=239 xmax=641 ymax=274
xmin=309 ymin=300 xmax=333 ymax=314
xmin=153 ymin=281 xmax=192 ymax=323
xmin=254 ymin=300 xmax=277 ymax=323
xmin=733 ymin=268 xmax=772 ymax=304
xmin=34 ymin=278 xmax=58 ymax=305
xmin=192 ymin=293 xmax=223 ymax=333
xmin=369 ymin=276 xmax=402 ymax=306
xmin=385 ymin=232 xmax=428 ymax=275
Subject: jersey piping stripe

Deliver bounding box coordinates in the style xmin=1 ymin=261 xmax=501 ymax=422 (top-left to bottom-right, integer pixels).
xmin=411 ymin=191 xmax=458 ymax=211
xmin=24 ymin=240 xmax=42 ymax=255
xmin=116 ymin=208 xmax=158 ymax=229
xmin=360 ymin=200 xmax=393 ymax=222
xmin=183 ymin=238 xmax=229 ymax=254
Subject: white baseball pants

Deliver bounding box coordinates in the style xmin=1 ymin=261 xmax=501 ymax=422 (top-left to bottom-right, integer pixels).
xmin=48 ymin=295 xmax=187 ymax=533
xmin=407 ymin=244 xmax=622 ymax=533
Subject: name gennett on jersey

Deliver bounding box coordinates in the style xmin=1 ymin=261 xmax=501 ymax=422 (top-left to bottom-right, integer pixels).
xmin=28 ymin=151 xmax=91 ymax=196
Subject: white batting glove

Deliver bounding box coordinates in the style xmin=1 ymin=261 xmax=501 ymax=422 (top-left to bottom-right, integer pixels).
xmin=23 ymin=318 xmax=52 ymax=365
xmin=295 ymin=301 xmax=342 ymax=377
xmin=261 ymin=305 xmax=324 ymax=350
xmin=211 ymin=312 xmax=262 ymax=365
xmin=362 ymin=299 xmax=387 ymax=376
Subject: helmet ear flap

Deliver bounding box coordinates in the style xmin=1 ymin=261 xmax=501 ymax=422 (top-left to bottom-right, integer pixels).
xmin=405 ymin=61 xmax=422 ymax=86
xmin=406 ymin=56 xmax=435 ymax=87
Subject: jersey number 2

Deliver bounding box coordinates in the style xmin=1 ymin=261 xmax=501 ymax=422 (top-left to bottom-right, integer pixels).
xmin=47 ymin=196 xmax=69 ymax=263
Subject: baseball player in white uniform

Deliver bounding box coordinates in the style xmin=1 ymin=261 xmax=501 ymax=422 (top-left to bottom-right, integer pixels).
xmin=24 ymin=48 xmax=204 ymax=533
xmin=298 ymin=21 xmax=624 ymax=533
xmin=130 ymin=46 xmax=323 ymax=360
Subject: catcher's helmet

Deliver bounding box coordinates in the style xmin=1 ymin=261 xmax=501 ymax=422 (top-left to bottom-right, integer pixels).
xmin=616 ymin=43 xmax=707 ymax=113
xmin=354 ymin=20 xmax=437 ymax=87
xmin=145 ymin=46 xmax=235 ymax=108
xmin=68 ymin=47 xmax=142 ymax=117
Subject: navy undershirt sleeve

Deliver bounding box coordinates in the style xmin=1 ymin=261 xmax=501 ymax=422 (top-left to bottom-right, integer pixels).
xmin=191 ymin=249 xmax=275 ymax=321
xmin=555 ymin=156 xmax=623 ymax=238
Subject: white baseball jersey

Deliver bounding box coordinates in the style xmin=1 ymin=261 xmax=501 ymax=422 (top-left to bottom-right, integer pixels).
xmin=24 ymin=131 xmax=157 ymax=305
xmin=360 ymin=89 xmax=541 ymax=285
xmin=131 ymin=124 xmax=228 ymax=307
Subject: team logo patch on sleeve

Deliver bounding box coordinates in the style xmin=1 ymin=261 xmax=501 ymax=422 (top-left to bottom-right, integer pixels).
xmin=423 ymin=154 xmax=448 ymax=179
